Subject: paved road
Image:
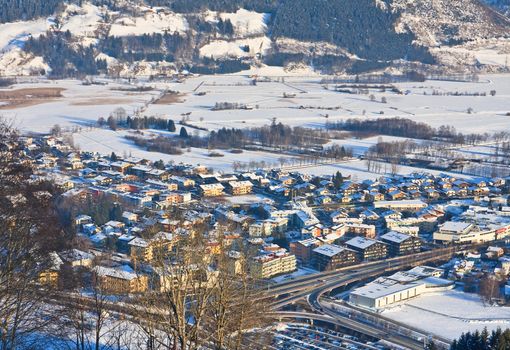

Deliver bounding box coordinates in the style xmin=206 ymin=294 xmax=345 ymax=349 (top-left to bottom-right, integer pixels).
xmin=268 ymin=243 xmax=487 ymax=349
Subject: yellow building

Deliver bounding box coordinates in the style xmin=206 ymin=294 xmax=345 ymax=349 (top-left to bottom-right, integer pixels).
xmin=129 ymin=238 xmax=153 ymax=263
xmin=199 ymin=183 xmax=224 ymax=197
xmin=39 ymin=270 xmax=59 ymax=287
xmin=38 ymin=252 xmax=63 ymax=287
xmin=250 ymin=253 xmax=296 ymax=279
xmin=95 ymin=266 xmax=148 ymax=294
xmin=227 ymin=180 xmax=253 ymax=195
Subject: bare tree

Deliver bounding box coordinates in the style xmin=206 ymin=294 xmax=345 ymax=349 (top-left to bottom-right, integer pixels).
xmin=480 ymin=275 xmax=500 ymax=303
xmin=0 ymin=121 xmax=65 ymax=349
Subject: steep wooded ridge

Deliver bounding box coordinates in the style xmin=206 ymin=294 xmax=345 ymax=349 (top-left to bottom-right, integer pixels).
xmin=0 ymin=0 xmax=509 ymax=77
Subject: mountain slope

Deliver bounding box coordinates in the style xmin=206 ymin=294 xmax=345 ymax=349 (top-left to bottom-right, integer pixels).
xmin=391 ymin=0 xmax=510 ymax=46
xmin=0 ymin=0 xmax=509 ymax=77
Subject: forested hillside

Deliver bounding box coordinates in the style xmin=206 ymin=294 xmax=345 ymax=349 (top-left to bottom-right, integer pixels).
xmin=0 ymin=0 xmax=63 ymax=23
xmin=0 ymin=0 xmax=509 ymax=77
xmin=271 ymin=0 xmax=433 ymax=63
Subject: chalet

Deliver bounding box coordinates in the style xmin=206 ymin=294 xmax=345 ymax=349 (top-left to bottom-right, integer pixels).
xmin=345 ymin=237 xmax=388 ymax=261
xmin=171 ymin=176 xmax=195 ymax=189
xmin=290 ymin=238 xmax=321 ymax=265
xmin=425 ymin=189 xmax=440 ymax=199
xmin=387 ymin=190 xmax=406 ymax=201
xmin=315 ymin=195 xmax=332 ymax=205
xmin=380 ymin=231 xmax=422 ymax=256
xmin=111 ymin=161 xmax=133 ymax=174
xmin=312 ymin=244 xmax=359 ymax=271
xmin=147 ymin=169 xmax=169 ymax=181
xmin=199 ymin=183 xmax=224 ymax=197
xmin=146 ymin=179 xmax=178 ymax=191
xmin=345 ymin=223 xmax=376 ymax=239
xmin=340 ymin=182 xmax=359 ymax=195
xmin=226 ymin=180 xmax=253 ymax=195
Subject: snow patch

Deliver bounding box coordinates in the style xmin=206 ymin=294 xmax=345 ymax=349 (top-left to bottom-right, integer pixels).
xmin=109 ymin=9 xmax=188 ymax=36
xmin=0 ymin=48 xmax=49 ymax=76
xmin=219 ymin=9 xmax=270 ymax=36
xmin=0 ymin=18 xmax=53 ymax=52
xmin=60 ymin=2 xmax=104 ymax=39
xmin=200 ymin=36 xmax=272 ymax=59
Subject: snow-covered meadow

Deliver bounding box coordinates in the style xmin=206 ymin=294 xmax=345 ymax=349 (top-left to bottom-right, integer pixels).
xmin=1 ymin=72 xmax=509 ymax=177
xmin=382 ymin=289 xmax=510 ymax=340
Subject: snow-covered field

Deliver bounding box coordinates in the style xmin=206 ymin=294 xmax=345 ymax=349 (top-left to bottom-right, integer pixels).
xmin=1 ymin=72 xmax=509 ymax=177
xmin=72 ymin=128 xmax=301 ymax=172
xmin=382 ymin=289 xmax=510 ymax=340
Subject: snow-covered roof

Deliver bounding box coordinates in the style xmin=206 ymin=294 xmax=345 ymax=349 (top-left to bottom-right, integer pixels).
xmin=313 ymin=244 xmax=346 ymax=257
xmin=440 ymin=221 xmax=473 ymax=233
xmin=381 ymin=231 xmax=412 ymax=244
xmin=95 ymin=266 xmax=138 ymax=280
xmin=346 ymin=237 xmax=378 ymax=250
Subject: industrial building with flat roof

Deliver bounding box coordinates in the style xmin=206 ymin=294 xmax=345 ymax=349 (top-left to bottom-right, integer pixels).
xmin=349 ymin=266 xmax=454 ymax=310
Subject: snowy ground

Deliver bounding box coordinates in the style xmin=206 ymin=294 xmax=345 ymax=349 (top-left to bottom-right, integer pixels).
xmin=72 ymin=128 xmax=301 ymax=172
xmin=293 ymin=159 xmax=474 ymax=181
xmin=1 ymin=73 xmax=509 ymax=177
xmin=382 ymin=289 xmax=510 ymax=340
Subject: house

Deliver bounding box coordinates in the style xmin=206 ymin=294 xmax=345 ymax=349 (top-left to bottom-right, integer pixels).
xmin=75 ymin=214 xmax=92 ymax=226
xmin=59 ymin=249 xmax=94 ymax=267
xmin=345 ymin=223 xmax=376 ymax=239
xmin=122 ymin=211 xmax=138 ymax=224
xmin=226 ymin=251 xmax=245 ymax=275
xmin=199 ymin=183 xmax=224 ymax=197
xmin=290 ymin=238 xmax=321 ymax=265
xmin=312 ymin=244 xmax=359 ymax=271
xmin=129 ymin=238 xmax=153 ymax=263
xmin=94 ymin=266 xmax=148 ymax=294
xmin=345 ymin=237 xmax=388 ymax=261
xmin=171 ymin=176 xmax=195 ymax=189
xmin=39 ymin=252 xmax=63 ymax=287
xmin=226 ymin=180 xmax=253 ymax=195
xmin=380 ymin=231 xmax=422 ymax=256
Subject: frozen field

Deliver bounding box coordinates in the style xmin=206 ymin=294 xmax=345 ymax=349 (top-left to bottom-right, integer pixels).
xmin=2 ymin=73 xmax=510 ymax=134
xmin=382 ymin=289 xmax=510 ymax=340
xmin=1 ymin=72 xmax=509 ymax=176
xmin=72 ymin=128 xmax=301 ymax=172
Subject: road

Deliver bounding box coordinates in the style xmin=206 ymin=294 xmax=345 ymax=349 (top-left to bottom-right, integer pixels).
xmin=268 ymin=243 xmax=488 ymax=349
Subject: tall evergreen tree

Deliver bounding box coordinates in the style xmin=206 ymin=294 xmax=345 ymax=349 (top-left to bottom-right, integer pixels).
xmin=168 ymin=119 xmax=176 ymax=132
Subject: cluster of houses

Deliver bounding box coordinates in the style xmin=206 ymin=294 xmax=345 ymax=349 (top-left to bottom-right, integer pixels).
xmin=21 ymin=135 xmax=510 ymax=294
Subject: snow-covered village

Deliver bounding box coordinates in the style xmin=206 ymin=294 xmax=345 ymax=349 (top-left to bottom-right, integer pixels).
xmin=1 ymin=1 xmax=510 ymax=349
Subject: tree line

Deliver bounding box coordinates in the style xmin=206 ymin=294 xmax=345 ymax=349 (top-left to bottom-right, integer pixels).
xmin=451 ymin=328 xmax=510 ymax=350
xmin=329 ymin=117 xmax=490 ymax=145
xmin=0 ymin=0 xmax=63 ymax=23
xmin=24 ymin=30 xmax=104 ymax=78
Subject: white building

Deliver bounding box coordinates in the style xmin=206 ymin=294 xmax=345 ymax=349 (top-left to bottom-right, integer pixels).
xmin=349 ymin=267 xmax=453 ymax=310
